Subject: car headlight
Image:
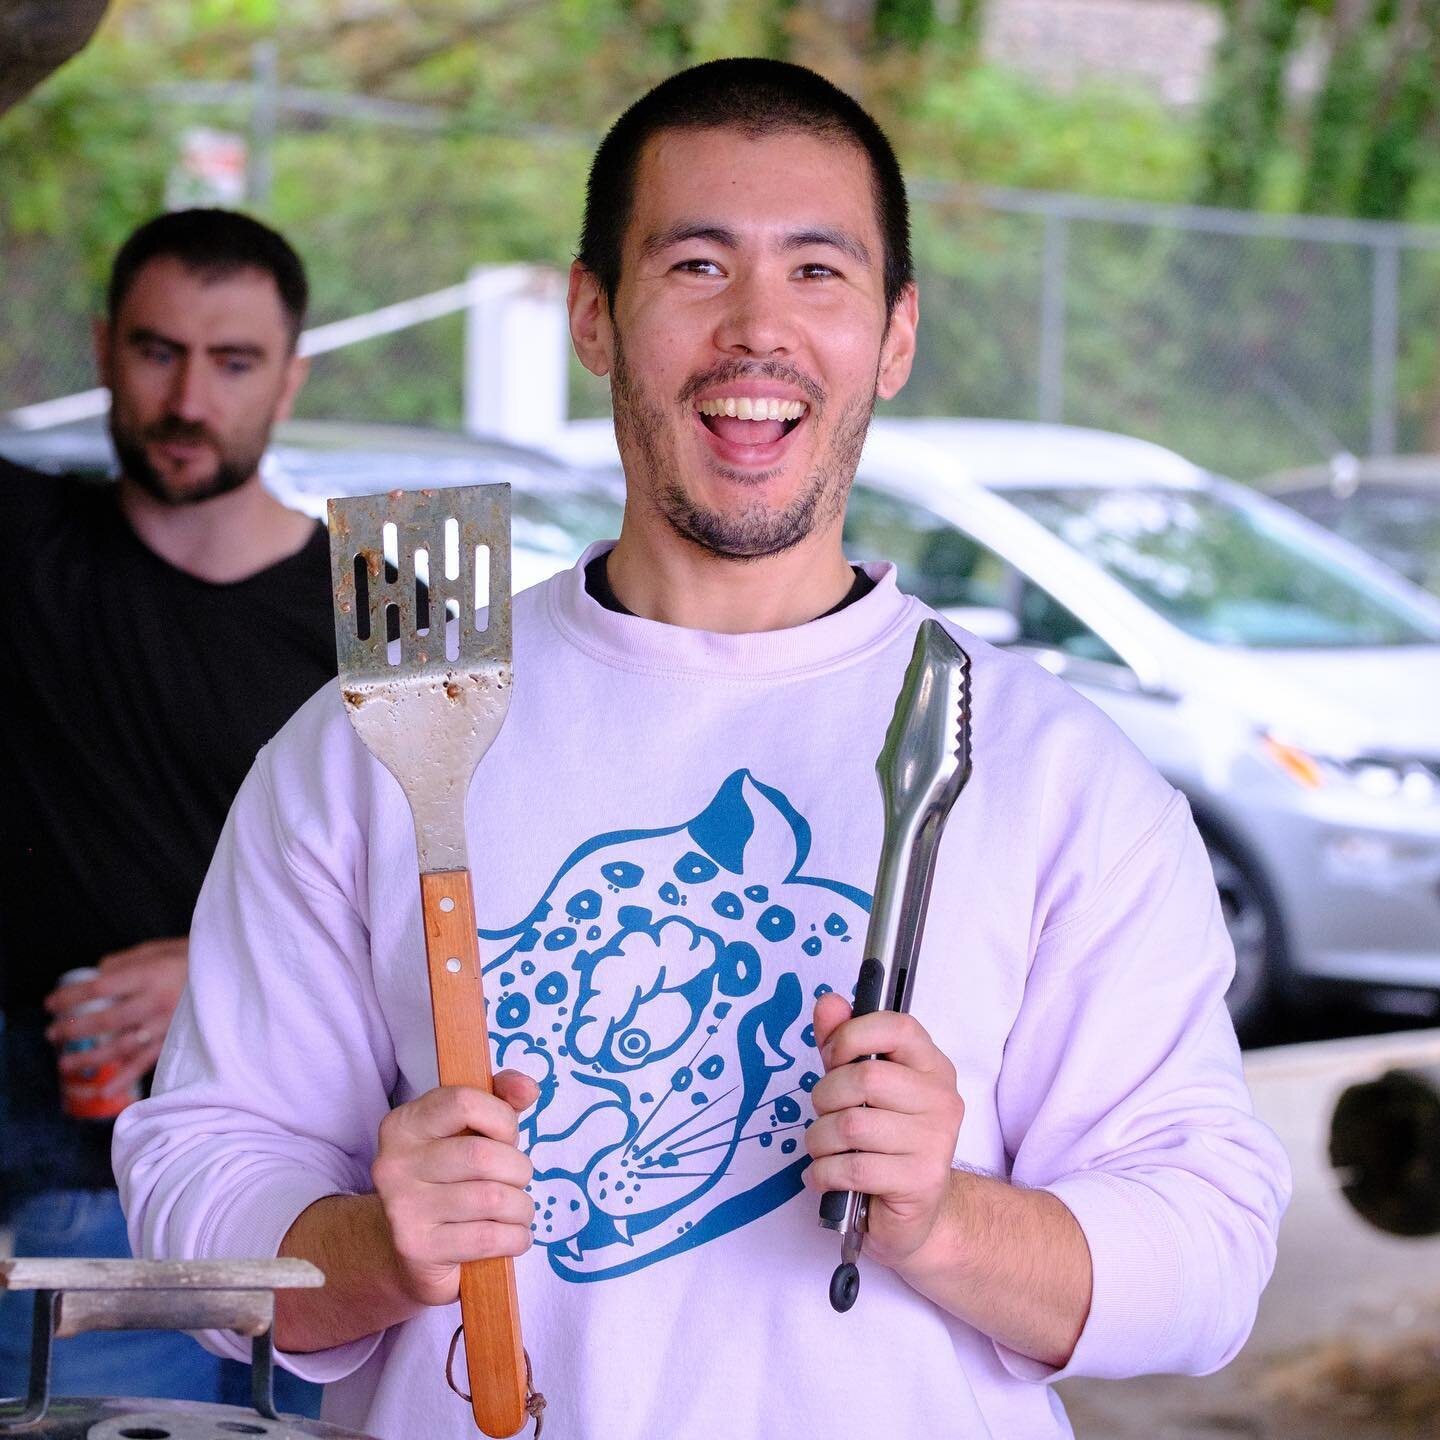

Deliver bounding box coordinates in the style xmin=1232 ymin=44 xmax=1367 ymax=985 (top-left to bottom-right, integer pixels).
xmin=1262 ymin=734 xmax=1440 ymax=804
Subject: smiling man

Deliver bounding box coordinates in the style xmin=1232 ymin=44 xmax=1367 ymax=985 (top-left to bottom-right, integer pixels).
xmin=0 ymin=209 xmax=330 ymax=1413
xmin=117 ymin=64 xmax=1289 ymax=1440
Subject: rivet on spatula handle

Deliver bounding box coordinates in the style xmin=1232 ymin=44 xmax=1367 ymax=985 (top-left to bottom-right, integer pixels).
xmin=422 ymin=870 xmax=530 ymax=1437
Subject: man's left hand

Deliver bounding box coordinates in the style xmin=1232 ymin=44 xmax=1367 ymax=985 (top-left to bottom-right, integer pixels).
xmin=45 ymin=938 xmax=189 ymax=1095
xmin=802 ymin=992 xmax=965 ymax=1268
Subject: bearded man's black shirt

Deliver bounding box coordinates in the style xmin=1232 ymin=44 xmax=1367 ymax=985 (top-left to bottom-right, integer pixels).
xmin=0 ymin=456 xmax=335 ymax=1196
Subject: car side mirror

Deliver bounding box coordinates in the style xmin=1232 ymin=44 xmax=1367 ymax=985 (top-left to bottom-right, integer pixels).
xmin=937 ymin=605 xmax=1021 ymax=647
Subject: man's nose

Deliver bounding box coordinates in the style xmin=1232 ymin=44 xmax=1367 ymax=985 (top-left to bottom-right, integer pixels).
xmin=711 ymin=269 xmax=798 ymax=358
xmin=165 ymin=357 xmax=210 ymax=422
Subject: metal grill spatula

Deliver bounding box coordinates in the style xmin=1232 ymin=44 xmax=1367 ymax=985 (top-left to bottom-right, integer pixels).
xmin=328 ymin=485 xmax=534 ymax=1438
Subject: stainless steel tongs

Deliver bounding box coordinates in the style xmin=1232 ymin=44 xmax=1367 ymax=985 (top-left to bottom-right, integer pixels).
xmin=818 ymin=618 xmax=973 ymax=1311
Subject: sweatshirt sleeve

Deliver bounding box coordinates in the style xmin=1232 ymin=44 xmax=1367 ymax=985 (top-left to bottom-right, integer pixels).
xmin=994 ymin=791 xmax=1291 ymax=1384
xmin=113 ymin=745 xmax=396 ymax=1383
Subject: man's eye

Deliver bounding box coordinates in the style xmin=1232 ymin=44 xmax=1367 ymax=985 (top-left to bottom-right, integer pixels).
xmin=221 ymin=359 xmax=255 ymax=375
xmin=673 ymin=258 xmax=722 ymax=276
xmin=798 ymin=263 xmax=838 ymax=280
xmin=140 ymin=345 xmax=173 ymax=364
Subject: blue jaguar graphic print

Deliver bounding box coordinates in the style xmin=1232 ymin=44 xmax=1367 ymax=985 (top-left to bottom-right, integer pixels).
xmin=479 ymin=769 xmax=871 ymax=1283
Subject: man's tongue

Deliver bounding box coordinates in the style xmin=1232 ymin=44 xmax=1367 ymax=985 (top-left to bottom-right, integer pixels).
xmin=709 ymin=415 xmax=786 ymax=446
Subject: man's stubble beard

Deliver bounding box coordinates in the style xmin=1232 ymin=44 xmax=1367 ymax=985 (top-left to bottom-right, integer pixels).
xmin=610 ymin=336 xmax=877 ymax=562
xmin=109 ymin=402 xmax=275 ymax=508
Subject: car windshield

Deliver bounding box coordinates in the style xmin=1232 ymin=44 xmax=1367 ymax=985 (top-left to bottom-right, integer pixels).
xmin=1004 ymin=484 xmax=1440 ymax=648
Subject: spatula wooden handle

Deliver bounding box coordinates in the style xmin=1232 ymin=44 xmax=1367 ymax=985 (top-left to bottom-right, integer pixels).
xmin=421 ymin=869 xmax=529 ymax=1439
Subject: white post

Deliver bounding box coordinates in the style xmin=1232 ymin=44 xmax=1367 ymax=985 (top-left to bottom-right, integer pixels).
xmin=464 ymin=264 xmax=569 ymax=445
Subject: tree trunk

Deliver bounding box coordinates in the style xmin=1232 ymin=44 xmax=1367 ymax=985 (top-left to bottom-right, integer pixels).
xmin=1352 ymin=0 xmax=1438 ymax=219
xmin=1196 ymin=0 xmax=1307 ymax=209
xmin=1299 ymin=0 xmax=1377 ymax=214
xmin=0 ymin=0 xmax=110 ymax=115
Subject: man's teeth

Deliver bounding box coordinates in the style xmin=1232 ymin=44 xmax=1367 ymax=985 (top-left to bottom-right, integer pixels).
xmin=696 ymin=398 xmax=807 ymax=421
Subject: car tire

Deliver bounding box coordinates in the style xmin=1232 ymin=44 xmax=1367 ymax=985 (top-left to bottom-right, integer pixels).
xmin=1204 ymin=836 xmax=1284 ymax=1044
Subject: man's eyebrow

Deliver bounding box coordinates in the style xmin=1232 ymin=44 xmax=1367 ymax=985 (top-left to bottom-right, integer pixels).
xmin=124 ymin=328 xmax=266 ymax=361
xmin=783 ymin=227 xmax=873 ymax=267
xmin=125 ymin=326 xmax=185 ymax=351
xmin=639 ymin=222 xmax=741 ymax=258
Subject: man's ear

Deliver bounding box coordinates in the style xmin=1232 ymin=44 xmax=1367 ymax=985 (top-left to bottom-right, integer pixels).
xmin=274 ymin=352 xmax=310 ymax=424
xmin=93 ymin=317 xmax=113 ymax=390
xmin=568 ymin=261 xmax=614 ymax=378
xmin=876 ymin=283 xmax=919 ymax=402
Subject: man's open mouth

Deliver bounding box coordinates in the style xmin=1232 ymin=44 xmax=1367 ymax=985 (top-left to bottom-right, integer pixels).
xmin=695 ymin=396 xmax=808 ymax=448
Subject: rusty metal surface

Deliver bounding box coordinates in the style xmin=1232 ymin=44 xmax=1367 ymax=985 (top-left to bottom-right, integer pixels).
xmin=0 ymin=1397 xmax=377 ymax=1438
xmin=328 ymin=486 xmax=512 ymax=874
xmin=0 ymin=1261 xmax=322 ymax=1293
xmin=53 ymin=1291 xmax=273 ymax=1340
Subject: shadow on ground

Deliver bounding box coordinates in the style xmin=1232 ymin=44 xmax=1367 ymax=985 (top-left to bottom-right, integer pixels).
xmin=1062 ymin=1303 xmax=1440 ymax=1439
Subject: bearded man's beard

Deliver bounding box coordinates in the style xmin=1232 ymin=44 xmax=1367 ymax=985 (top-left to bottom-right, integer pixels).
xmin=610 ymin=336 xmax=876 ymax=562
xmin=110 ymin=411 xmax=269 ymax=507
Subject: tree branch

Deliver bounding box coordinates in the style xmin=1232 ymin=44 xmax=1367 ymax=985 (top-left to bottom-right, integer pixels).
xmin=0 ymin=0 xmax=110 ymax=115
xmin=354 ymin=0 xmax=543 ymax=90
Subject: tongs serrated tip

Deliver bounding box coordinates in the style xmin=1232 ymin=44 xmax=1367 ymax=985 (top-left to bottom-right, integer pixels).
xmin=876 ymin=617 xmax=974 ymax=826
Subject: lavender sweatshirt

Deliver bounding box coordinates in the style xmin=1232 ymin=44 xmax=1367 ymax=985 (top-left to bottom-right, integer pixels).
xmin=115 ymin=552 xmax=1289 ymax=1439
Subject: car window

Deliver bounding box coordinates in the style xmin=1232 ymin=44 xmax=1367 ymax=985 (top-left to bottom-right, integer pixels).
xmin=1017 ymin=582 xmax=1123 ymax=664
xmin=844 ymin=484 xmax=1008 ymax=610
xmin=1006 ymin=485 xmax=1440 ymax=648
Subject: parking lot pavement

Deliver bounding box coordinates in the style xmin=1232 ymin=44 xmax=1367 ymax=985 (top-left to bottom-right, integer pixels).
xmin=1059 ymin=1029 xmax=1440 ymax=1440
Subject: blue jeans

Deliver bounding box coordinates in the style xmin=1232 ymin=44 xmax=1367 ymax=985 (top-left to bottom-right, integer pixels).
xmin=0 ymin=1189 xmax=321 ymax=1417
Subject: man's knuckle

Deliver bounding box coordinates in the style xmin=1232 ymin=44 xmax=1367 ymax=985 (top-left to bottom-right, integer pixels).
xmin=478 ymin=1180 xmax=511 ymax=1215
xmin=857 ymin=1060 xmax=890 ymax=1102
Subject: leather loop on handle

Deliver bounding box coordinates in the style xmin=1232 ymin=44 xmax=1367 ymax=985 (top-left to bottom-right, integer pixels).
xmin=421 ymin=869 xmax=529 ymax=1438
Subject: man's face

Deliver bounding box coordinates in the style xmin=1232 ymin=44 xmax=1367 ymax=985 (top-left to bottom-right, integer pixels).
xmin=98 ymin=256 xmax=307 ymax=507
xmin=571 ymin=126 xmax=917 ymax=561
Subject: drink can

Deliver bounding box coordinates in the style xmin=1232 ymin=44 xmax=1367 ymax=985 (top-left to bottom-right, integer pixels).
xmin=56 ymin=967 xmax=141 ymax=1121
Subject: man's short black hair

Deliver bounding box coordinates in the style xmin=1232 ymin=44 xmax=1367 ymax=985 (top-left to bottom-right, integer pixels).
xmin=107 ymin=209 xmax=309 ymax=346
xmin=579 ymin=58 xmax=913 ymax=314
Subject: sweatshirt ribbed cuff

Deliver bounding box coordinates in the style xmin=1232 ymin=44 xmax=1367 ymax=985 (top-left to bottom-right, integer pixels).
xmin=995 ymin=1170 xmax=1183 ymax=1384
xmin=193 ymin=1167 xmax=385 ymax=1384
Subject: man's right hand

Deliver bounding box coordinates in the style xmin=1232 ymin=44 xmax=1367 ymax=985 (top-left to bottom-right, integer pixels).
xmin=371 ymin=1072 xmax=539 ymax=1308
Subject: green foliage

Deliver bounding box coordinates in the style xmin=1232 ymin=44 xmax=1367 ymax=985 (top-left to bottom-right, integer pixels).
xmin=268 ymin=129 xmax=589 ymax=424
xmin=1298 ymin=13 xmax=1383 ymax=214
xmin=896 ymin=65 xmax=1197 ymax=199
xmin=1196 ymin=0 xmax=1307 ymax=209
xmin=0 ymin=35 xmax=176 ymax=404
xmin=7 ymin=0 xmax=1440 ymax=478
xmin=874 ymin=0 xmax=939 ymax=49
xmin=1353 ymin=24 xmax=1435 ymax=221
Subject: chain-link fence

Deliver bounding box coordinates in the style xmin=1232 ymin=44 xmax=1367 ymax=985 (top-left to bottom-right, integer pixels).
xmin=6 ymin=143 xmax=1440 ymax=481
xmin=895 ymin=184 xmax=1440 ymax=479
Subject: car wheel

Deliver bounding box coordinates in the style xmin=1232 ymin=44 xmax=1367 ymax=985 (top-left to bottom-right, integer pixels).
xmin=1206 ymin=841 xmax=1279 ymax=1042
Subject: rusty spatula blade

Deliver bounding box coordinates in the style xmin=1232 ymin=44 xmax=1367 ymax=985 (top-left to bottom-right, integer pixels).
xmin=329 ymin=485 xmax=538 ymax=1439
xmin=329 ymin=485 xmax=512 ymax=872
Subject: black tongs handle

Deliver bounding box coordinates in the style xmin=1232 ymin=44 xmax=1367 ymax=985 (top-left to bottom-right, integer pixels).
xmin=818 ymin=956 xmax=889 ymax=1228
